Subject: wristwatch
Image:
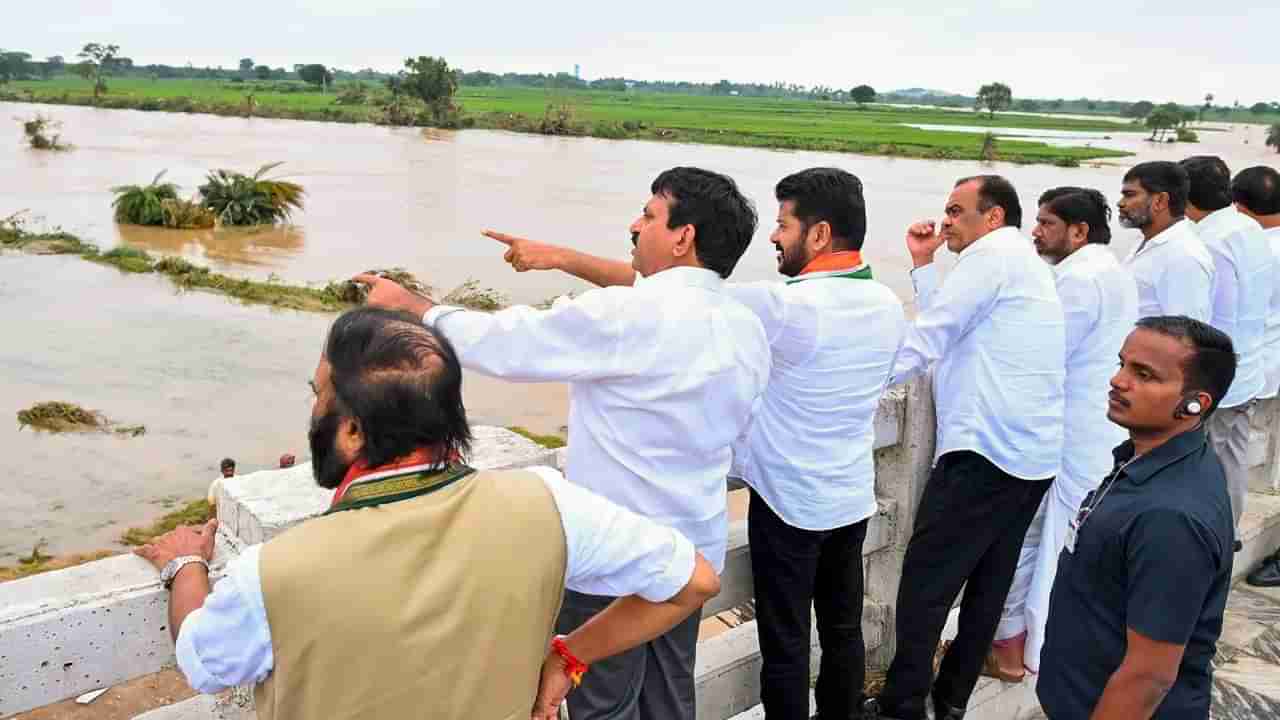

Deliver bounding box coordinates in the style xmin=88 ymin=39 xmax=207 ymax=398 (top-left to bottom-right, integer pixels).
xmin=160 ymin=556 xmax=210 ymax=590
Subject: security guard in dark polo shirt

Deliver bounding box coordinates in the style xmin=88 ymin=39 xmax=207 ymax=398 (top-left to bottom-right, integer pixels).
xmin=1039 ymin=316 xmax=1235 ymax=720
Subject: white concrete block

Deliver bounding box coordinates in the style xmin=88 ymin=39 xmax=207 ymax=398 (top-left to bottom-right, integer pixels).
xmin=0 ymin=534 xmax=239 ymax=717
xmin=217 ymin=425 xmax=559 ymax=545
xmin=704 ymin=499 xmax=897 ymax=618
xmin=695 ymin=601 xmax=887 ymax=720
xmin=133 ymin=689 xmax=255 ymax=720
xmin=874 ymin=385 xmax=907 ymax=451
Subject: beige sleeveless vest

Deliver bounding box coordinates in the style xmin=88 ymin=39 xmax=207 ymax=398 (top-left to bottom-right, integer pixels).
xmin=254 ymin=468 xmax=567 ymax=720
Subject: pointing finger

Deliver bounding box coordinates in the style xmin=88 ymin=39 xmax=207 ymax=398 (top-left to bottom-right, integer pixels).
xmin=483 ymin=230 xmax=516 ymax=246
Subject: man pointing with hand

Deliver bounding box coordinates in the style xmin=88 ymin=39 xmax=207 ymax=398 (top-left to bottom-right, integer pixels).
xmin=359 ymin=166 xmax=771 ymax=720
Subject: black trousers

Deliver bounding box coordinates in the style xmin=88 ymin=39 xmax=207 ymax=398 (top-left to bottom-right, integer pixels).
xmin=556 ymin=589 xmax=701 ymax=720
xmin=749 ymin=488 xmax=869 ymax=720
xmin=878 ymin=451 xmax=1051 ymax=720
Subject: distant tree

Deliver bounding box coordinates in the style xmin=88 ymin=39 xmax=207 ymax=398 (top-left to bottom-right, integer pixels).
xmin=1201 ymin=92 xmax=1214 ymax=121
xmin=239 ymin=58 xmax=254 ymax=76
xmin=0 ymin=51 xmax=33 ymax=83
xmin=402 ymin=56 xmax=458 ymax=122
xmin=850 ymin=84 xmax=876 ymax=105
xmin=975 ymin=82 xmax=1012 ymax=118
xmin=1268 ymin=124 xmax=1280 ymax=154
xmin=1146 ymin=103 xmax=1183 ymax=141
xmin=1049 ymin=98 xmax=1064 ymax=110
xmin=1126 ymin=100 xmax=1155 ymax=118
xmin=1086 ymin=100 xmax=1098 ymax=111
xmin=46 ymin=55 xmax=64 ymax=76
xmin=254 ymin=65 xmax=271 ymax=80
xmin=1017 ymin=99 xmax=1041 ymax=112
xmin=1252 ymin=102 xmax=1272 ymax=115
xmin=76 ymin=43 xmax=120 ymax=100
xmin=297 ymin=64 xmax=333 ymax=91
xmin=711 ymin=79 xmax=733 ymax=96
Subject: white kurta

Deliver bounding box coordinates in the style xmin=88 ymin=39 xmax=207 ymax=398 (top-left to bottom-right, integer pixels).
xmin=1261 ymin=227 xmax=1280 ymax=400
xmin=995 ymin=244 xmax=1139 ymax=673
xmin=1197 ymin=206 xmax=1268 ymax=408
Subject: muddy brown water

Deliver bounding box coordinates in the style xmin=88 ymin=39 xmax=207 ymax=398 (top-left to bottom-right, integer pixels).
xmin=2 ymin=101 xmax=1275 ymax=555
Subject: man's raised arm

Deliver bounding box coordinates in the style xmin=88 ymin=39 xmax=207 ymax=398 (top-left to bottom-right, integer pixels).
xmin=484 ymin=230 xmax=636 ymax=288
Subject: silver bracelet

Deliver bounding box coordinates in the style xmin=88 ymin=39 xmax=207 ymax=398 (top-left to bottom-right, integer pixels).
xmin=161 ymin=555 xmax=210 ymax=590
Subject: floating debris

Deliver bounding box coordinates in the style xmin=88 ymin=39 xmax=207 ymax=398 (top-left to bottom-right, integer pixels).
xmin=17 ymin=401 xmax=146 ymax=437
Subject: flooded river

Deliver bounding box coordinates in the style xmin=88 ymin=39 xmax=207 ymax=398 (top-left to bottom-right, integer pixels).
xmin=2 ymin=102 xmax=1276 ymax=555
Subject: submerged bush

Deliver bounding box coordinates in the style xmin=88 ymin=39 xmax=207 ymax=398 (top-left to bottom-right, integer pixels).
xmin=198 ymin=162 xmax=305 ymax=226
xmin=110 ymin=171 xmax=180 ymax=226
xmin=160 ymin=196 xmax=216 ymax=229
xmin=21 ymin=114 xmax=70 ymax=151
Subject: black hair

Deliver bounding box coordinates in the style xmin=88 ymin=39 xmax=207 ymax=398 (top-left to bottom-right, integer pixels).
xmin=956 ymin=174 xmax=1022 ymax=228
xmin=1135 ymin=315 xmax=1237 ymax=419
xmin=774 ymin=167 xmax=867 ymax=251
xmin=1179 ymin=155 xmax=1233 ymax=213
xmin=323 ymin=307 xmax=471 ymax=468
xmin=1231 ymin=166 xmax=1280 ymax=216
xmin=651 ymin=167 xmax=757 ymax=278
xmin=1043 ymin=189 xmax=1113 ymax=245
xmin=220 ymin=458 xmax=236 ymax=470
xmin=1123 ymin=161 xmax=1189 ymax=217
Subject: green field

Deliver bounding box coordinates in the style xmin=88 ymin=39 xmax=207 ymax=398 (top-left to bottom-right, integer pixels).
xmin=2 ymin=76 xmax=1137 ymax=165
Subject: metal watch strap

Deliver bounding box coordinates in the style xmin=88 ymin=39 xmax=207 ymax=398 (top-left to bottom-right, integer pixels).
xmin=162 ymin=556 xmax=209 ymax=590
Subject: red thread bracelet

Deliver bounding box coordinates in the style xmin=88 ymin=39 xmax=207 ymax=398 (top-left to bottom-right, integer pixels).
xmin=551 ymin=636 xmax=589 ymax=687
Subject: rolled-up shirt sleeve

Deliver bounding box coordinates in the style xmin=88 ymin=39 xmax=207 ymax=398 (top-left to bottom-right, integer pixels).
xmin=174 ymin=545 xmax=274 ymax=693
xmin=529 ymin=466 xmax=696 ymax=602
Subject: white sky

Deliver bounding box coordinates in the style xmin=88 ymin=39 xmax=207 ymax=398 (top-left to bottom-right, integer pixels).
xmin=8 ymin=1 xmax=1274 ymax=105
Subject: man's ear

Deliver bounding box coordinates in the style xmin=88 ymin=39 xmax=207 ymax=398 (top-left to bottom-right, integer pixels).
xmin=672 ymin=224 xmax=696 ymax=259
xmin=340 ymin=416 xmax=365 ymax=457
xmin=810 ymin=221 xmax=833 ymax=253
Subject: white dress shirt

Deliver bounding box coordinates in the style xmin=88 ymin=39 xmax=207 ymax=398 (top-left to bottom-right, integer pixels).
xmin=174 ymin=465 xmax=699 ymax=694
xmin=725 ymin=269 xmax=906 ymax=530
xmin=891 ymin=226 xmax=1065 ymax=480
xmin=1261 ymin=227 xmax=1280 ymax=399
xmin=425 ymin=266 xmax=771 ymax=572
xmin=1122 ymin=218 xmax=1215 ymax=322
xmin=1196 ymin=206 xmax=1268 ymax=408
xmin=1054 ymin=244 xmax=1139 ymax=488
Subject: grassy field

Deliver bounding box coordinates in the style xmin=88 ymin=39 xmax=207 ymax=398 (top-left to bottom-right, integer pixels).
xmin=2 ymin=76 xmax=1136 ymax=164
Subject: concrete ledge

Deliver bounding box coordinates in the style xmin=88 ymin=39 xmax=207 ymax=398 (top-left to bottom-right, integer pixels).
xmin=704 ymin=499 xmax=897 ymax=618
xmin=0 ymin=535 xmax=239 ymax=717
xmin=695 ymin=601 xmax=887 ymax=720
xmin=873 ymin=385 xmax=907 ymax=451
xmin=133 ymin=689 xmax=254 ymax=720
xmin=1236 ymin=490 xmax=1280 ymax=584
xmin=217 ymin=425 xmax=559 ymax=545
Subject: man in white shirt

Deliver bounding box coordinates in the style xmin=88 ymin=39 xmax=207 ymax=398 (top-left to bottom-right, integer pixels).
xmin=1180 ymin=155 xmax=1268 ymax=534
xmin=359 ymin=167 xmax=771 ymax=720
xmin=1118 ymin=161 xmax=1215 ymax=322
xmin=1232 ymin=166 xmax=1280 ymax=588
xmin=864 ymin=175 xmax=1065 ymax=720
xmin=989 ymin=187 xmax=1139 ymax=680
xmin=134 ymin=307 xmax=722 ymax=720
xmin=471 ymin=168 xmax=906 ymax=719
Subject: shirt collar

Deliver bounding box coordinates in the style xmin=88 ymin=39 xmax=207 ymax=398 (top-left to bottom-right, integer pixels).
xmin=1110 ymin=425 xmax=1209 ymax=485
xmin=1053 ymin=242 xmax=1101 ymax=275
xmin=797 ymin=250 xmax=865 ymax=276
xmin=331 ymin=447 xmax=455 ymax=506
xmin=1194 ymin=205 xmax=1239 ymax=234
xmin=958 ymin=225 xmax=1019 ymax=259
xmin=634 ymin=265 xmax=725 ymax=291
xmin=1128 ymin=218 xmax=1190 ymax=259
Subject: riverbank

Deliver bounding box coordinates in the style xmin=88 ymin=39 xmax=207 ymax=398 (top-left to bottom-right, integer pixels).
xmin=2 ymin=213 xmax=511 ymax=313
xmin=2 ymin=79 xmax=1136 ymax=166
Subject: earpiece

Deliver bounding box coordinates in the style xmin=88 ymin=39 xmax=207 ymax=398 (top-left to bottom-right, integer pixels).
xmin=1176 ymin=394 xmax=1204 ymax=418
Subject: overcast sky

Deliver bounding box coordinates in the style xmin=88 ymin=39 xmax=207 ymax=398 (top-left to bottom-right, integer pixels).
xmin=10 ymin=1 xmax=1274 ymax=105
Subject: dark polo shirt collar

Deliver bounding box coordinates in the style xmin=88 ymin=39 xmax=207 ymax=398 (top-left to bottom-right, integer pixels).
xmin=1111 ymin=425 xmax=1209 ymax=486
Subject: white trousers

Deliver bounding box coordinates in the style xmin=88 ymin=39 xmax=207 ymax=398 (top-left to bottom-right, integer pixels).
xmin=994 ymin=469 xmax=1100 ymax=673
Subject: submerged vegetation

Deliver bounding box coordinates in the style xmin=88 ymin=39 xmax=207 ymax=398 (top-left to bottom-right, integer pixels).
xmin=110 ymin=171 xmax=180 ymax=225
xmin=507 ymin=426 xmax=567 ymax=449
xmin=20 ymin=114 xmax=71 ymax=150
xmin=5 ymin=212 xmax=508 ymax=313
xmin=0 ymin=542 xmax=117 ymax=583
xmin=198 ymin=162 xmax=305 ymax=226
xmin=17 ymin=401 xmax=146 ymax=436
xmin=111 ymin=164 xmax=301 ymax=228
xmin=119 ymin=499 xmax=213 ymax=546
